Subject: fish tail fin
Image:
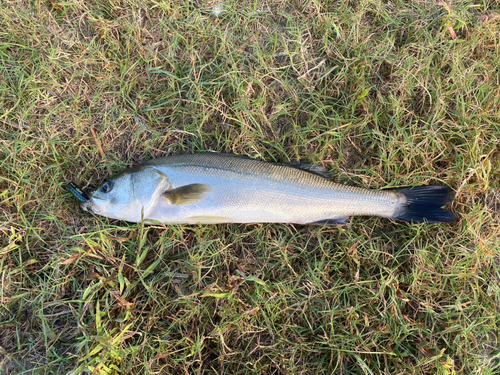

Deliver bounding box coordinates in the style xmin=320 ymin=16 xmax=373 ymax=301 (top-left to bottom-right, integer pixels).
xmin=393 ymin=186 xmax=455 ymax=223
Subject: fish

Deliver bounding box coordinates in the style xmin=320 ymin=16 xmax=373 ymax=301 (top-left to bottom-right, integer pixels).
xmin=78 ymin=152 xmax=455 ymax=225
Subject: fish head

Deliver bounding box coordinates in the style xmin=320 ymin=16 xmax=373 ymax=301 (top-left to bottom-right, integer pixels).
xmin=82 ymin=166 xmax=169 ymax=222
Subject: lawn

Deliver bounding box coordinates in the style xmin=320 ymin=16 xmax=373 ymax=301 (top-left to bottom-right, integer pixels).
xmin=0 ymin=0 xmax=499 ymax=373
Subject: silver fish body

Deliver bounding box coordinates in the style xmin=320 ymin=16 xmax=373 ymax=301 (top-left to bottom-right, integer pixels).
xmin=81 ymin=153 xmax=455 ymax=225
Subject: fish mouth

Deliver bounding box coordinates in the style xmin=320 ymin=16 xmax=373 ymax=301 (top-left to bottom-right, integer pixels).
xmin=80 ymin=200 xmax=100 ymax=214
xmin=80 ymin=201 xmax=91 ymax=212
xmin=80 ymin=196 xmax=108 ymax=214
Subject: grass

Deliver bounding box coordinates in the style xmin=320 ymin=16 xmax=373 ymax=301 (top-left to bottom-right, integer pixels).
xmin=0 ymin=0 xmax=499 ymax=373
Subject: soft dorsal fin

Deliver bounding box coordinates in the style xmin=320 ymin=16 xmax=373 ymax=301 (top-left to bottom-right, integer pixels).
xmin=164 ymin=184 xmax=211 ymax=205
xmin=283 ymin=162 xmax=330 ymax=179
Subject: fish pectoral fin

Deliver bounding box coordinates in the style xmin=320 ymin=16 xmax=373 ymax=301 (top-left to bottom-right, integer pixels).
xmin=309 ymin=217 xmax=350 ymax=226
xmin=163 ymin=183 xmax=211 ymax=205
xmin=186 ymin=215 xmax=233 ymax=224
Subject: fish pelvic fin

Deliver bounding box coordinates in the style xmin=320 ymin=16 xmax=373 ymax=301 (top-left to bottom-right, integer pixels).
xmin=164 ymin=183 xmax=211 ymax=205
xmin=186 ymin=215 xmax=233 ymax=224
xmin=392 ymin=186 xmax=455 ymax=223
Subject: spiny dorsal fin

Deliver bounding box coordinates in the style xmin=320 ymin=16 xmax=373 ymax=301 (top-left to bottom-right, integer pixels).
xmin=284 ymin=162 xmax=330 ymax=179
xmin=164 ymin=184 xmax=211 ymax=205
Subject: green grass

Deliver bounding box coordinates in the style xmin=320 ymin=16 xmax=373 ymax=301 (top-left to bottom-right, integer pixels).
xmin=1 ymin=0 xmax=499 ymax=373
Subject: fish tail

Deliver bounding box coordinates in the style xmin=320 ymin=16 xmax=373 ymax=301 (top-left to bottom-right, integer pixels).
xmin=392 ymin=186 xmax=455 ymax=223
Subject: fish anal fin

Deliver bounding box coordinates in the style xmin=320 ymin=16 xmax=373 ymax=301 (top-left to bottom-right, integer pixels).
xmin=309 ymin=217 xmax=349 ymax=226
xmin=284 ymin=162 xmax=330 ymax=179
xmin=164 ymin=183 xmax=211 ymax=205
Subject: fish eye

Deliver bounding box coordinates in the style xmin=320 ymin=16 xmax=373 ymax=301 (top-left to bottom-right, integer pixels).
xmin=101 ymin=181 xmax=114 ymax=193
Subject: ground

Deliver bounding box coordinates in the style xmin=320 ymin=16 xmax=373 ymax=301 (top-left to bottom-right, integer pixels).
xmin=0 ymin=0 xmax=499 ymax=374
